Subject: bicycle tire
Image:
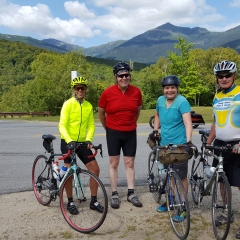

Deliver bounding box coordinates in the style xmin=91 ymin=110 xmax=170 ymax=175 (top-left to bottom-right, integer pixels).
xmin=166 ymin=172 xmax=190 ymax=240
xmin=32 ymin=155 xmax=54 ymax=206
xmin=190 ymin=156 xmax=204 ymax=204
xmin=212 ymin=173 xmax=231 ymax=240
xmin=147 ymin=151 xmax=162 ymax=203
xmin=59 ymin=169 xmax=108 ymax=233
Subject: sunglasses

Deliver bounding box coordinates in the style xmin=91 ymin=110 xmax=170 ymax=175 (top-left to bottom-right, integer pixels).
xmin=75 ymin=86 xmax=86 ymax=91
xmin=117 ymin=74 xmax=130 ymax=78
xmin=217 ymin=73 xmax=233 ymax=79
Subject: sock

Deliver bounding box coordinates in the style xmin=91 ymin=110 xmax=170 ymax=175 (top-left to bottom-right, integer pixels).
xmin=127 ymin=189 xmax=134 ymax=197
xmin=68 ymin=197 xmax=73 ymax=203
xmin=91 ymin=196 xmax=97 ymax=203
xmin=112 ymin=191 xmax=118 ymax=196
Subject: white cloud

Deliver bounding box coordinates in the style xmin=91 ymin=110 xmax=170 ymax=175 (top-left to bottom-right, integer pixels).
xmin=230 ymin=0 xmax=240 ymax=7
xmin=0 ymin=0 xmax=238 ymax=45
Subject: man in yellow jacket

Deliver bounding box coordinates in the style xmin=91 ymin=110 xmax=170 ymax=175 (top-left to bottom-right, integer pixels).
xmin=59 ymin=76 xmax=103 ymax=215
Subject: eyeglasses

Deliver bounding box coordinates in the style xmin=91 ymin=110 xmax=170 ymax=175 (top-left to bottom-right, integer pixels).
xmin=75 ymin=86 xmax=86 ymax=91
xmin=217 ymin=73 xmax=233 ymax=79
xmin=117 ymin=74 xmax=130 ymax=78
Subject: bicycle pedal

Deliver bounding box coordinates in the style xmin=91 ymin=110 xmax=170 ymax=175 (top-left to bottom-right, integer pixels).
xmin=149 ymin=183 xmax=158 ymax=192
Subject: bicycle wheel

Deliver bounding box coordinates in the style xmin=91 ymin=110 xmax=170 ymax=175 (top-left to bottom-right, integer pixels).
xmin=190 ymin=156 xmax=204 ymax=204
xmin=148 ymin=151 xmax=162 ymax=203
xmin=59 ymin=169 xmax=108 ymax=233
xmin=166 ymin=172 xmax=190 ymax=240
xmin=32 ymin=155 xmax=54 ymax=206
xmin=212 ymin=173 xmax=231 ymax=240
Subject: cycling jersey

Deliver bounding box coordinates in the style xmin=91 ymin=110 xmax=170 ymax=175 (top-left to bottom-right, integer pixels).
xmin=213 ymin=85 xmax=240 ymax=142
xmin=58 ymin=97 xmax=95 ymax=144
xmin=98 ymin=84 xmax=142 ymax=131
xmin=156 ymin=94 xmax=191 ymax=146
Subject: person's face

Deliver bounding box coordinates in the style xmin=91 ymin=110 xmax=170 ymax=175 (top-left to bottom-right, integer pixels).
xmin=115 ymin=71 xmax=131 ymax=88
xmin=216 ymin=72 xmax=236 ymax=89
xmin=74 ymin=84 xmax=87 ymax=99
xmin=163 ymin=85 xmax=178 ymax=100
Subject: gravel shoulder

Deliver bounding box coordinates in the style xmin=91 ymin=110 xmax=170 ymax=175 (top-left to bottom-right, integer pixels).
xmin=1 ymin=185 xmax=240 ymax=240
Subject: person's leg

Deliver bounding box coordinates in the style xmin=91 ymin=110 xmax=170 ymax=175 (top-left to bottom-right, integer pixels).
xmin=60 ymin=139 xmax=78 ymax=215
xmin=124 ymin=156 xmax=135 ymax=190
xmin=122 ymin=130 xmax=142 ymax=207
xmin=109 ymin=155 xmax=120 ymax=192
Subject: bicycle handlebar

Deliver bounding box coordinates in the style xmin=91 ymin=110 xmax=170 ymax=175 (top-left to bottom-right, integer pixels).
xmin=58 ymin=143 xmax=103 ymax=160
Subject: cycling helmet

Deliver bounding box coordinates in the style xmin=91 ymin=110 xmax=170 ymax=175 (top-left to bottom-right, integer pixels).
xmin=213 ymin=60 xmax=237 ymax=75
xmin=71 ymin=76 xmax=88 ymax=88
xmin=161 ymin=75 xmax=180 ymax=87
xmin=113 ymin=62 xmax=132 ymax=75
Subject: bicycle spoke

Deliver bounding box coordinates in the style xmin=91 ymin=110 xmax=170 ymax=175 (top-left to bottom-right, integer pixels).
xmin=32 ymin=155 xmax=53 ymax=206
xmin=60 ymin=169 xmax=108 ymax=233
xmin=212 ymin=173 xmax=231 ymax=240
xmin=147 ymin=151 xmax=162 ymax=203
xmin=166 ymin=172 xmax=190 ymax=240
xmin=190 ymin=157 xmax=204 ymax=205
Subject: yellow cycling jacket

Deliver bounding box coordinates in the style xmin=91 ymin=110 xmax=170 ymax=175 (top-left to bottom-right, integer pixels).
xmin=58 ymin=97 xmax=95 ymax=144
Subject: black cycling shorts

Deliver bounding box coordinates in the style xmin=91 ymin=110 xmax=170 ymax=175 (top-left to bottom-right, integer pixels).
xmin=106 ymin=127 xmax=137 ymax=157
xmin=60 ymin=139 xmax=95 ymax=165
xmin=212 ymin=139 xmax=240 ymax=187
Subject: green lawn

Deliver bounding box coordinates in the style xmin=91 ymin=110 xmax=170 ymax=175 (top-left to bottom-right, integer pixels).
xmin=0 ymin=106 xmax=213 ymax=124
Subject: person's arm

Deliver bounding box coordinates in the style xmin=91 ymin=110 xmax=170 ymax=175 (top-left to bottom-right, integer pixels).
xmin=182 ymin=112 xmax=192 ymax=142
xmin=153 ymin=112 xmax=160 ymax=131
xmin=206 ymin=121 xmax=216 ymax=145
xmin=136 ymin=105 xmax=142 ymax=122
xmin=98 ymin=107 xmax=106 ymax=131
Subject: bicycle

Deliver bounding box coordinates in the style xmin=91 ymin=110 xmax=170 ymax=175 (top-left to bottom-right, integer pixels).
xmin=32 ymin=134 xmax=108 ymax=233
xmin=189 ymin=130 xmax=232 ymax=240
xmin=147 ymin=143 xmax=191 ymax=240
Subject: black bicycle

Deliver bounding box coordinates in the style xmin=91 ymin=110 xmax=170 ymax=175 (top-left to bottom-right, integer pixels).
xmin=189 ymin=130 xmax=232 ymax=240
xmin=32 ymin=134 xmax=108 ymax=233
xmin=148 ymin=143 xmax=191 ymax=240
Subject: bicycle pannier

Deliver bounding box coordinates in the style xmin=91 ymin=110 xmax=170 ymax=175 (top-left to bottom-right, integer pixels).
xmin=159 ymin=146 xmax=190 ymax=165
xmin=147 ymin=137 xmax=156 ymax=149
xmin=43 ymin=139 xmax=51 ymax=153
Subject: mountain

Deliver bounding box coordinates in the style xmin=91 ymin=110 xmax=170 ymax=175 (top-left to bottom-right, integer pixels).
xmin=101 ymin=22 xmax=240 ymax=63
xmin=1 ymin=22 xmax=240 ymax=64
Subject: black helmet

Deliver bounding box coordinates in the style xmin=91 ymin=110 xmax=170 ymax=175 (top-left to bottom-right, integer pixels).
xmin=161 ymin=75 xmax=180 ymax=87
xmin=113 ymin=62 xmax=132 ymax=75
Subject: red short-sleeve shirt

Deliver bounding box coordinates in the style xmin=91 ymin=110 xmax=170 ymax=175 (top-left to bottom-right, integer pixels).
xmin=98 ymin=84 xmax=142 ymax=131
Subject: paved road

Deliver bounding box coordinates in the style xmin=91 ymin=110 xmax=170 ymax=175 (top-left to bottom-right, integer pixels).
xmin=0 ymin=120 xmax=211 ymax=194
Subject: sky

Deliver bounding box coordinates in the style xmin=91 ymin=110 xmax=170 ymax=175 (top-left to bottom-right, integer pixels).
xmin=0 ymin=0 xmax=240 ymax=48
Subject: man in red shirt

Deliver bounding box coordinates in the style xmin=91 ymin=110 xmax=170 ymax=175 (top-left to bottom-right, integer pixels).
xmin=98 ymin=62 xmax=143 ymax=209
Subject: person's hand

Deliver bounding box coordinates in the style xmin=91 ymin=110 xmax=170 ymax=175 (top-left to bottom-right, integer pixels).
xmin=187 ymin=141 xmax=198 ymax=156
xmin=67 ymin=141 xmax=76 ymax=150
xmin=149 ymin=130 xmax=160 ymax=141
xmin=85 ymin=141 xmax=92 ymax=148
xmin=233 ymin=143 xmax=240 ymax=154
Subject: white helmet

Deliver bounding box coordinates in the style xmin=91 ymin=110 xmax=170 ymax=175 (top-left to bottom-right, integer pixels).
xmin=213 ymin=60 xmax=237 ymax=75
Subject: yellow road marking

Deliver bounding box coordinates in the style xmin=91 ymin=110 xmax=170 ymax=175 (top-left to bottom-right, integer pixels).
xmin=34 ymin=131 xmax=198 ymax=138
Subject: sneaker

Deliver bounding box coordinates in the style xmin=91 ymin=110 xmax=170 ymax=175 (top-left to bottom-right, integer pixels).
xmin=127 ymin=194 xmax=142 ymax=207
xmin=173 ymin=210 xmax=187 ymax=222
xmin=111 ymin=195 xmax=120 ymax=209
xmin=236 ymin=228 xmax=240 ymax=239
xmin=156 ymin=202 xmax=167 ymax=212
xmin=215 ymin=212 xmax=234 ymax=226
xmin=67 ymin=202 xmax=79 ymax=215
xmin=90 ymin=201 xmax=104 ymax=213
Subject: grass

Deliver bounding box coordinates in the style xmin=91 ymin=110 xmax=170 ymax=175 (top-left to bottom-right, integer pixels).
xmin=0 ymin=107 xmax=214 ymax=124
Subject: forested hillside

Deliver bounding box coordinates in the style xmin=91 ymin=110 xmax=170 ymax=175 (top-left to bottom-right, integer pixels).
xmin=0 ymin=38 xmax=240 ymax=115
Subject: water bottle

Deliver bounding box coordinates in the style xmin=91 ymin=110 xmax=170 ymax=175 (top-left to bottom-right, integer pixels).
xmin=207 ymin=167 xmax=216 ymax=178
xmin=157 ymin=161 xmax=166 ymax=180
xmin=52 ymin=161 xmax=59 ymax=179
xmin=203 ymin=163 xmax=211 ymax=180
xmin=58 ymin=165 xmax=68 ymax=181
